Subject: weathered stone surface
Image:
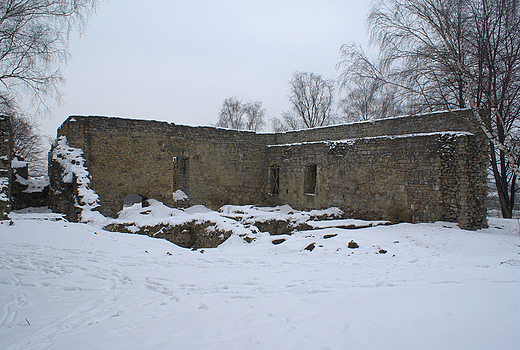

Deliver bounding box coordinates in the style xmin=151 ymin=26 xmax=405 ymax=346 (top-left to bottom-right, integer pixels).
xmin=48 ymin=158 xmax=82 ymax=222
xmin=267 ymin=132 xmax=488 ymax=230
xmin=243 ymin=236 xmax=256 ymax=243
xmin=348 ymin=240 xmax=359 ymax=248
xmin=0 ymin=115 xmax=11 ymax=219
xmin=304 ymin=242 xmax=316 ymax=251
xmin=271 ymin=238 xmax=286 ymax=245
xmin=252 ymin=219 xmax=313 ymax=235
xmin=51 ymin=109 xmax=488 ymax=229
xmin=11 ymin=184 xmax=49 ymax=210
xmin=54 ymin=117 xmax=269 ymax=218
xmin=103 ymin=221 xmax=232 ymax=249
xmin=11 ymin=163 xmax=49 ymax=210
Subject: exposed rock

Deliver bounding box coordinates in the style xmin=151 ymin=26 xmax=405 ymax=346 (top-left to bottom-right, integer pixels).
xmin=271 ymin=238 xmax=286 ymax=245
xmin=304 ymin=242 xmax=316 ymax=251
xmin=378 ymin=249 xmax=387 ymax=254
xmin=323 ymin=233 xmax=337 ymax=239
xmin=348 ymin=240 xmax=359 ymax=249
xmin=253 ymin=219 xmax=313 ymax=235
xmin=243 ymin=236 xmax=256 ymax=243
xmin=49 ymin=160 xmax=81 ymax=221
xmin=11 ymin=165 xmax=49 ymax=210
xmin=103 ymin=220 xmax=232 ymax=249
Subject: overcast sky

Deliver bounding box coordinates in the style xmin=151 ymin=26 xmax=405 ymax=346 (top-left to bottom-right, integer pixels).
xmin=41 ymin=0 xmax=373 ymax=137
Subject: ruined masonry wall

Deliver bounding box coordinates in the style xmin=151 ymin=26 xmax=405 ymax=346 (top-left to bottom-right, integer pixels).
xmin=0 ymin=115 xmax=11 ymax=218
xmin=53 ymin=109 xmax=488 ymax=229
xmin=56 ymin=116 xmax=269 ymax=218
xmin=266 ymin=132 xmax=488 ymax=229
xmin=266 ymin=110 xmax=482 ymax=144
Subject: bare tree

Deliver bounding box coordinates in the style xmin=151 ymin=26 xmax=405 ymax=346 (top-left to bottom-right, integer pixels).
xmin=270 ymin=117 xmax=288 ymax=132
xmin=338 ymin=74 xmax=404 ymax=122
xmin=472 ymin=0 xmax=520 ymax=218
xmin=216 ymin=97 xmax=244 ymax=130
xmin=0 ymin=95 xmax=46 ymax=175
xmin=283 ymin=71 xmax=335 ymax=129
xmin=216 ymin=96 xmax=266 ymax=131
xmin=243 ymin=100 xmax=266 ymax=131
xmin=270 ymin=111 xmax=305 ymax=131
xmin=11 ymin=114 xmax=47 ymax=175
xmin=0 ymin=1 xmax=97 ymax=176
xmin=0 ymin=0 xmax=97 ymax=113
xmin=338 ymin=0 xmax=520 ymax=218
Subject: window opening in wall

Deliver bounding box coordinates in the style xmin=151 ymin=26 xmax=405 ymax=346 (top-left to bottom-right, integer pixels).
xmin=304 ymin=164 xmax=317 ymax=194
xmin=270 ymin=165 xmax=280 ymax=195
xmin=173 ymin=156 xmax=188 ymax=191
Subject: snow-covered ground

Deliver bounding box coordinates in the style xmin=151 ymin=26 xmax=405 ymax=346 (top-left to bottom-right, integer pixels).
xmin=1 ymin=207 xmax=520 ymax=350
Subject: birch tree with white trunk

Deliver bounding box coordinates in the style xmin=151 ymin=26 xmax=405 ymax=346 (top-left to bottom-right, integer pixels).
xmin=338 ymin=0 xmax=520 ymax=218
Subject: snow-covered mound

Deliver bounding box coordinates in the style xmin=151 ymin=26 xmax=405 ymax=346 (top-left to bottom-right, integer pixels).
xmin=1 ymin=209 xmax=519 ymax=350
xmin=103 ymin=201 xmax=253 ymax=249
xmin=219 ymin=204 xmax=343 ymax=223
xmin=101 ymin=201 xmax=375 ymax=248
xmin=14 ymin=175 xmax=48 ymax=193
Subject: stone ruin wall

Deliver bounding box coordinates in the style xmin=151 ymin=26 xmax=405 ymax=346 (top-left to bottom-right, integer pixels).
xmin=0 ymin=115 xmax=11 ymax=219
xmin=0 ymin=115 xmax=49 ymax=217
xmin=266 ymin=132 xmax=488 ymax=229
xmin=264 ymin=110 xmax=488 ymax=229
xmin=54 ymin=116 xmax=270 ymax=218
xmin=51 ymin=109 xmax=489 ymax=229
xmin=267 ymin=110 xmax=481 ymax=144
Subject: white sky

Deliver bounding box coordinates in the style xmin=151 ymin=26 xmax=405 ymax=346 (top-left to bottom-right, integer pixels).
xmin=40 ymin=0 xmax=373 ymax=137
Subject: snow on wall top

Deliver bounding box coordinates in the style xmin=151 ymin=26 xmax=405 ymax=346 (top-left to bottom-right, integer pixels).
xmin=62 ymin=109 xmax=476 ymax=138
xmin=52 ymin=136 xmax=100 ymax=213
xmin=260 ymin=108 xmax=475 ymax=135
xmin=11 ymin=158 xmax=28 ymax=168
xmin=15 ymin=175 xmax=48 ymax=193
xmin=267 ymin=131 xmax=474 ymax=148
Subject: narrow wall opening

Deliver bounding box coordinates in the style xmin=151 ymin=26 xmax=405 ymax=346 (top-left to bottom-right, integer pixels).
xmin=173 ymin=156 xmax=188 ymax=192
xmin=304 ymin=164 xmax=317 ymax=195
xmin=269 ymin=165 xmax=280 ymax=195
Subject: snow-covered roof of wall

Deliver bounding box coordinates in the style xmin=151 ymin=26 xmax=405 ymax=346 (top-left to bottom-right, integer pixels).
xmin=267 ymin=131 xmax=474 ymax=148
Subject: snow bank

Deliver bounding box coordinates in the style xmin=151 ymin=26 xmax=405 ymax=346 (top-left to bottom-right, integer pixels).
xmin=100 ymin=201 xmax=360 ymax=249
xmin=102 ymin=200 xmax=254 ymax=248
xmin=219 ymin=204 xmax=342 ymax=225
xmin=108 ymin=202 xmax=345 ymax=238
xmin=112 ymin=200 xmax=251 ymax=236
xmin=1 ymin=212 xmax=519 ymax=350
xmin=14 ymin=175 xmax=48 ymax=193
xmin=307 ymin=218 xmax=390 ymax=229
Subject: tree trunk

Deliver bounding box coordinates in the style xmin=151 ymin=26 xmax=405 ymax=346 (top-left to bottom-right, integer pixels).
xmin=491 ymin=143 xmax=514 ymax=218
xmin=498 ymin=188 xmax=513 ymax=218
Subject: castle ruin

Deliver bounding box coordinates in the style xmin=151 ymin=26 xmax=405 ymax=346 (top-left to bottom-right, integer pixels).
xmin=48 ymin=109 xmax=488 ymax=230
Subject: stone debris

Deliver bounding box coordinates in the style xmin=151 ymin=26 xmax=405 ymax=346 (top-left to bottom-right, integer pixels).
xmin=348 ymin=240 xmax=359 ymax=249
xmin=304 ymin=242 xmax=316 ymax=251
